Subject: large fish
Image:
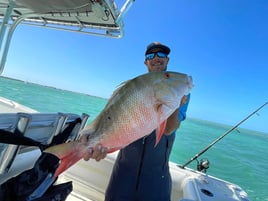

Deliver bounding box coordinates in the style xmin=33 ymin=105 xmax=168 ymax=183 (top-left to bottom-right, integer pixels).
xmin=45 ymin=71 xmax=193 ymax=177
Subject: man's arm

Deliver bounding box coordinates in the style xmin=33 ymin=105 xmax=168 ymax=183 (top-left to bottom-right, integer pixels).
xmin=164 ymin=94 xmax=190 ymax=135
xmin=164 ymin=108 xmax=181 ymax=135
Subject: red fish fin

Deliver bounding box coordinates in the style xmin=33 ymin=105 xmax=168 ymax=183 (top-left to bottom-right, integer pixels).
xmin=154 ymin=104 xmax=167 ymax=147
xmin=107 ymin=147 xmax=121 ymax=153
xmin=44 ymin=142 xmax=86 ymax=177
xmin=155 ymin=120 xmax=167 ymax=147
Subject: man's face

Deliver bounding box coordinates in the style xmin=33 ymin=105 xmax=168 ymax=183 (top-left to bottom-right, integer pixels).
xmin=144 ymin=50 xmax=169 ymax=72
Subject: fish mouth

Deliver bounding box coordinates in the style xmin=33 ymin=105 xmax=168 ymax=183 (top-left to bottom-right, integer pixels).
xmin=187 ymin=76 xmax=194 ymax=89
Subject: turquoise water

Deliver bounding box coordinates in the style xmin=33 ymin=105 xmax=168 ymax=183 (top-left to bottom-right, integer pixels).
xmin=1 ymin=76 xmax=267 ymax=200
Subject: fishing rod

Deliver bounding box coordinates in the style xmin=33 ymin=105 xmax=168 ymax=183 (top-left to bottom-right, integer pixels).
xmin=181 ymin=101 xmax=268 ymax=169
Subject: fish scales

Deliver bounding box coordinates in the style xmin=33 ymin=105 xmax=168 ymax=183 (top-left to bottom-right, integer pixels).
xmin=82 ymin=76 xmax=157 ymax=150
xmin=81 ymin=71 xmax=192 ymax=151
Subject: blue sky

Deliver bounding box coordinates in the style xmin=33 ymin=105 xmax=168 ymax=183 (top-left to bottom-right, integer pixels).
xmin=2 ymin=0 xmax=268 ymax=133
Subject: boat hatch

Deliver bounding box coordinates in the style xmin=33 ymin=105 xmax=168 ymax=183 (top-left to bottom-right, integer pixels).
xmin=0 ymin=0 xmax=135 ymax=74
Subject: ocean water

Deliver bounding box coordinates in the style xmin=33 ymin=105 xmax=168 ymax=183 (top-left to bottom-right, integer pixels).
xmin=1 ymin=76 xmax=267 ymax=200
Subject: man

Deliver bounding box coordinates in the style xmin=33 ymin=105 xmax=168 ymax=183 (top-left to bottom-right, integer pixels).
xmin=103 ymin=42 xmax=190 ymax=201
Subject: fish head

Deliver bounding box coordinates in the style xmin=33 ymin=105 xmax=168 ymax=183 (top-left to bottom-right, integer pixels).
xmin=153 ymin=71 xmax=193 ymax=111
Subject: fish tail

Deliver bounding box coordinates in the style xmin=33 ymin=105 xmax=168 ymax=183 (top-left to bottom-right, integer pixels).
xmin=44 ymin=141 xmax=86 ymax=177
xmin=54 ymin=151 xmax=84 ymax=177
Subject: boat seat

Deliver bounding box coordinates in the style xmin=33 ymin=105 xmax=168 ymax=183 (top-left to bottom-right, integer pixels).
xmin=0 ymin=112 xmax=89 ymax=175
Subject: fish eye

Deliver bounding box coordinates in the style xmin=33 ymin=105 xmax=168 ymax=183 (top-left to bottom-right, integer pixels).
xmin=164 ymin=72 xmax=170 ymax=79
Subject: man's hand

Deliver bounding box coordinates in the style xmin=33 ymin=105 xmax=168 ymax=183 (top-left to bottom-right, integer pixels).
xmin=180 ymin=95 xmax=188 ymax=106
xmin=80 ymin=134 xmax=108 ymax=161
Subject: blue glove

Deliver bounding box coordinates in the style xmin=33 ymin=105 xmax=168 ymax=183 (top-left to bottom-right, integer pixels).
xmin=178 ymin=94 xmax=190 ymax=122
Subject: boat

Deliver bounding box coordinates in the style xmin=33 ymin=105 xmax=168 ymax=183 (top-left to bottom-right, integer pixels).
xmin=0 ymin=1 xmax=251 ymax=201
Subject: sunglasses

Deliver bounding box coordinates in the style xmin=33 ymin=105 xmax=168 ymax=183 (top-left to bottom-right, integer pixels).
xmin=145 ymin=52 xmax=168 ymax=60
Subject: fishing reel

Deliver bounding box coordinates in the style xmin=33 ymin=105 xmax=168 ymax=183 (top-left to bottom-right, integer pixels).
xmin=197 ymin=158 xmax=210 ymax=173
